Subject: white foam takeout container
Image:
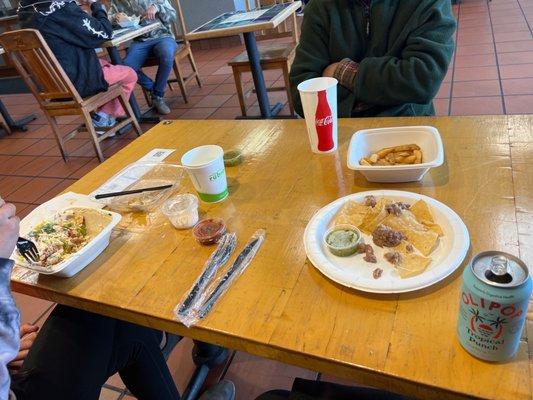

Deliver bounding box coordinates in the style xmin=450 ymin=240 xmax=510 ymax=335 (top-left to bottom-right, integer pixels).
xmin=12 ymin=193 xmax=122 ymax=278
xmin=347 ymin=126 xmax=444 ymax=183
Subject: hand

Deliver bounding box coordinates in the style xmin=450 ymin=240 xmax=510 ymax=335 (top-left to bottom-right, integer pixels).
xmin=322 ymin=62 xmax=340 ymax=78
xmin=8 ymin=324 xmax=39 ymax=371
xmin=78 ymin=0 xmax=96 ymax=5
xmin=0 ymin=198 xmax=19 ymax=259
xmin=115 ymin=12 xmax=130 ymax=23
xmin=143 ymin=4 xmax=157 ymax=20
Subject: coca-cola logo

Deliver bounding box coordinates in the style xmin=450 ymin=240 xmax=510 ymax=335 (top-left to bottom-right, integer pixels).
xmin=315 ymin=115 xmax=333 ymax=127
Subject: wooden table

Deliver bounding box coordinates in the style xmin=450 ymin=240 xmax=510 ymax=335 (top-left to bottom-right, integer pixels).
xmin=101 ymin=22 xmax=162 ymax=124
xmin=187 ymin=2 xmax=301 ymax=119
xmin=11 ymin=117 xmax=532 ymax=400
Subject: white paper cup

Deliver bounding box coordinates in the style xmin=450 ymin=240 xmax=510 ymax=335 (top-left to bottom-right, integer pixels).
xmin=181 ymin=145 xmax=228 ymax=203
xmin=297 ymin=77 xmax=338 ymax=154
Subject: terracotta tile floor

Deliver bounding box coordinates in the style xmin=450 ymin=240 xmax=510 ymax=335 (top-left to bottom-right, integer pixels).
xmin=2 ymin=0 xmax=533 ymax=398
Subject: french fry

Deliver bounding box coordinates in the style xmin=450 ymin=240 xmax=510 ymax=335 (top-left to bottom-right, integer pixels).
xmin=377 ymin=147 xmax=395 ymax=158
xmin=360 ymin=158 xmax=372 ymax=166
xmin=369 ymin=153 xmax=379 ymax=163
xmin=414 ymin=149 xmax=422 ymax=164
xmin=403 ymin=155 xmax=416 ymax=164
xmin=394 ymin=151 xmax=411 ymax=157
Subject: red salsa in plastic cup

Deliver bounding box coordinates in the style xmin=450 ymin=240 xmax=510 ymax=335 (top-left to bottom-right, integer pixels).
xmin=192 ymin=218 xmax=227 ymax=245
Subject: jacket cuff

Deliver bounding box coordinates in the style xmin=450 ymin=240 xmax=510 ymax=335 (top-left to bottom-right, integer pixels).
xmin=333 ymin=58 xmax=359 ymax=90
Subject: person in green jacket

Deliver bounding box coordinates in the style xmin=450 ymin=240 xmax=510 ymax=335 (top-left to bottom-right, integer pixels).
xmin=289 ymin=0 xmax=456 ymax=118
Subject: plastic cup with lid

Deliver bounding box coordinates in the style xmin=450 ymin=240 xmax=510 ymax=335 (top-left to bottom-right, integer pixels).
xmin=161 ymin=194 xmax=199 ymax=229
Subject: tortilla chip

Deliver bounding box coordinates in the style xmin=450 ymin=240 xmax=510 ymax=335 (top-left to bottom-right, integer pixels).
xmin=410 ymin=200 xmax=434 ymax=222
xmin=382 ymin=211 xmax=439 ymax=256
xmin=410 ymin=200 xmax=444 ymax=237
xmin=421 ymin=220 xmax=444 ymax=237
xmin=395 ymin=253 xmax=432 ymax=278
xmin=359 ymin=198 xmax=392 ymax=234
xmin=333 ymin=201 xmax=369 ymax=227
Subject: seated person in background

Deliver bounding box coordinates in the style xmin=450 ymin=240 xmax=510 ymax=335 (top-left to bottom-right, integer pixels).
xmin=109 ymin=0 xmax=179 ymax=115
xmin=0 ymin=197 xmax=235 ymax=400
xmin=289 ymin=0 xmax=456 ymax=118
xmin=18 ymin=0 xmax=137 ymax=130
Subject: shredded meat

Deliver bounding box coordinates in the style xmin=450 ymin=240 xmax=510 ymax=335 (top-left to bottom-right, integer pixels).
xmin=357 ymin=243 xmax=377 ymax=263
xmin=373 ymin=268 xmax=383 ymax=279
xmin=384 ymin=251 xmax=403 ymax=266
xmin=385 ymin=202 xmax=410 ymax=216
xmin=364 ymin=253 xmax=377 ymax=263
xmin=372 ymin=225 xmax=406 ymax=247
xmin=364 ymin=195 xmax=377 ymax=207
xmin=356 ymin=243 xmax=367 ymax=254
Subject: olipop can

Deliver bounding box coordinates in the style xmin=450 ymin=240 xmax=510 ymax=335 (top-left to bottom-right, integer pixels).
xmin=457 ymin=251 xmax=532 ymax=362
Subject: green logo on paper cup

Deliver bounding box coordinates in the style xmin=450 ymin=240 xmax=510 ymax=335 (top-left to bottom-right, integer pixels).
xmin=209 ymin=169 xmax=225 ymax=182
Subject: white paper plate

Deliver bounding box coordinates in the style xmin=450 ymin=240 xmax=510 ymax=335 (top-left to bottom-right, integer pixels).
xmin=304 ymin=190 xmax=470 ymax=293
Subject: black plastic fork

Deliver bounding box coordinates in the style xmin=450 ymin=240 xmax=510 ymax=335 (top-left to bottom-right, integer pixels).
xmin=17 ymin=237 xmax=39 ymax=263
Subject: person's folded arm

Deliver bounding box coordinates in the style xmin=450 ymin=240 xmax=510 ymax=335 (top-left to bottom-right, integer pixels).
xmin=351 ymin=1 xmax=456 ymax=106
xmin=289 ymin=0 xmax=331 ymax=116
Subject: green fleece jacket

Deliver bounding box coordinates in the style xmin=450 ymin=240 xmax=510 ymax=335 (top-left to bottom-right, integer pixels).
xmin=290 ymin=0 xmax=456 ymax=117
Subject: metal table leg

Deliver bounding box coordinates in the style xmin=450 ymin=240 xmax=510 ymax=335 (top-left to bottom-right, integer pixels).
xmin=242 ymin=31 xmax=283 ymax=119
xmin=0 ymin=99 xmax=36 ymax=132
xmin=105 ymin=46 xmax=160 ymax=124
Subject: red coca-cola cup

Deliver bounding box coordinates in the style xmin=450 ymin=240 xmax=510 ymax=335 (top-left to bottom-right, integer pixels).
xmin=297 ymin=77 xmax=338 ymax=154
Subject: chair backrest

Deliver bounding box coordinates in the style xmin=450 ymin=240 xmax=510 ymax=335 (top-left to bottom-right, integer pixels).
xmin=0 ymin=15 xmax=21 ymax=78
xmin=169 ymin=0 xmax=190 ymax=45
xmin=246 ymin=0 xmax=299 ymax=44
xmin=0 ymin=29 xmax=83 ymax=107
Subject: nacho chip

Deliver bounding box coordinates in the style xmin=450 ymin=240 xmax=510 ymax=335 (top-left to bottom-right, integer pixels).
xmin=359 ymin=198 xmax=392 ymax=234
xmin=410 ymin=200 xmax=444 ymax=236
xmin=382 ymin=211 xmax=439 ymax=256
xmin=333 ymin=201 xmax=368 ymax=228
xmin=395 ymin=253 xmax=432 ymax=278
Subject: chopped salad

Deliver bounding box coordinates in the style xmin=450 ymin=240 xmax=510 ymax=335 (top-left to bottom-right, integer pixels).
xmin=24 ymin=210 xmax=89 ymax=267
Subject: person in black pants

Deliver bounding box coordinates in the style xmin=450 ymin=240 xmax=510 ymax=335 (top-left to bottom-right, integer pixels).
xmin=0 ymin=196 xmax=234 ymax=400
xmin=10 ymin=305 xmax=180 ymax=399
xmin=256 ymin=378 xmax=409 ymax=400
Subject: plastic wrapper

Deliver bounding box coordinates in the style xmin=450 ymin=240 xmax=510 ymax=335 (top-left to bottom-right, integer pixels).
xmin=175 ymin=229 xmax=266 ymax=327
xmin=92 ymin=162 xmax=184 ymax=213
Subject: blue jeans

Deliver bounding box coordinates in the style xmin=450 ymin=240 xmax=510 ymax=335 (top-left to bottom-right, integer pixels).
xmin=124 ymin=36 xmax=178 ymax=98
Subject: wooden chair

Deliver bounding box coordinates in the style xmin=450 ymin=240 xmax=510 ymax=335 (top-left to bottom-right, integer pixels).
xmin=0 ymin=29 xmax=142 ymax=162
xmin=140 ymin=0 xmax=201 ymax=104
xmin=228 ymin=0 xmax=299 ymax=117
xmin=0 ymin=109 xmax=11 ymax=135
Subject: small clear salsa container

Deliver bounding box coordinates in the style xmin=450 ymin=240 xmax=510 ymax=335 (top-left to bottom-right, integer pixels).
xmin=192 ymin=218 xmax=227 ymax=245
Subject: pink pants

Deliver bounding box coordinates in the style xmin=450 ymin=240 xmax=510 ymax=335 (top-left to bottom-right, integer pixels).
xmin=98 ymin=59 xmax=137 ymax=117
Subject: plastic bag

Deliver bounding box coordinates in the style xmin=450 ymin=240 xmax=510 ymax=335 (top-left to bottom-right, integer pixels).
xmin=175 ymin=229 xmax=266 ymax=327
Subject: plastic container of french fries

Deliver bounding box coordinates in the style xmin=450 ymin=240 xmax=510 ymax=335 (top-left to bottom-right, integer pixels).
xmin=347 ymin=126 xmax=444 ymax=183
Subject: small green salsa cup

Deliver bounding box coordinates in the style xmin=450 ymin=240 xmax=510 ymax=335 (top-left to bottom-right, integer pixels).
xmin=323 ymin=224 xmax=362 ymax=257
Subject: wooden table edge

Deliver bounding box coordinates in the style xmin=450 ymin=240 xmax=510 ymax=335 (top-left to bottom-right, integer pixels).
xmin=11 ymin=273 xmax=489 ymax=400
xmin=101 ymin=21 xmax=162 ymax=48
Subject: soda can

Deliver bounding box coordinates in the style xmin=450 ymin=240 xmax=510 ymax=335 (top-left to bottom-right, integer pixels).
xmin=457 ymin=251 xmax=532 ymax=362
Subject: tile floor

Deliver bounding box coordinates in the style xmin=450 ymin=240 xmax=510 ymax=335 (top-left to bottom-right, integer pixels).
xmin=3 ymin=0 xmax=533 ymax=398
